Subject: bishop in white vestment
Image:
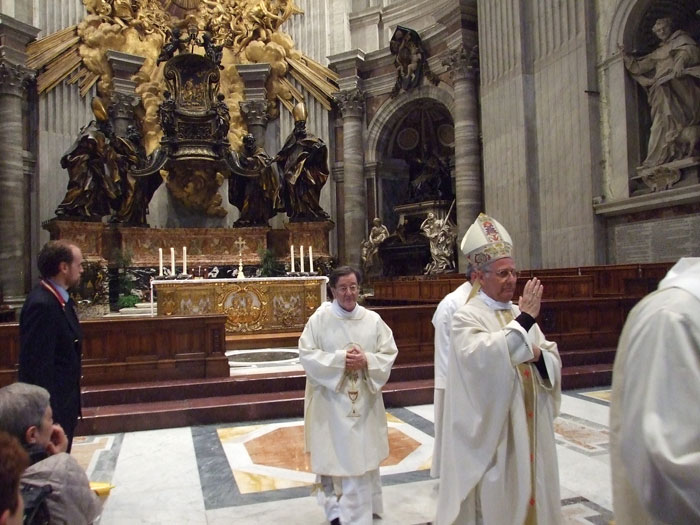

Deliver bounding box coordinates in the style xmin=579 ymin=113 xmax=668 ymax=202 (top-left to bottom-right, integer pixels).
xmin=437 ymin=213 xmax=562 ymax=525
xmin=610 ymin=258 xmax=700 ymax=524
xmin=299 ymin=266 xmax=398 ymax=525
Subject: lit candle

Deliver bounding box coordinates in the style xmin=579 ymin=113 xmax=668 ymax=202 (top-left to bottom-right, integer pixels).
xmin=309 ymin=246 xmax=313 ymax=273
xmin=290 ymin=244 xmax=295 ymax=273
xmin=300 ymin=245 xmax=305 ymax=273
xmin=170 ymin=247 xmax=175 ymax=275
xmin=158 ymin=248 xmax=163 ymax=276
xmin=182 ymin=246 xmax=187 ymax=275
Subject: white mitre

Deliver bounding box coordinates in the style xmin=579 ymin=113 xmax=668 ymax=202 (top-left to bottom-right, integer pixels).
xmin=460 ymin=212 xmax=513 ymax=269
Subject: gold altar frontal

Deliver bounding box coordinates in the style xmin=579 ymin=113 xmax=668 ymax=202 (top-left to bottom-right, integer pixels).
xmin=153 ymin=277 xmax=328 ymax=334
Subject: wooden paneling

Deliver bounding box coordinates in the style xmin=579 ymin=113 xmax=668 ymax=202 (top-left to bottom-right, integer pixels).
xmin=0 ymin=314 xmax=229 ymax=387
xmin=371 ymin=263 xmax=673 ymax=303
xmin=369 ymin=305 xmax=436 ymax=365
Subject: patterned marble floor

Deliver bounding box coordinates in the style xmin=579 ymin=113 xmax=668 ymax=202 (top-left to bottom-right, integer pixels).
xmin=71 ymin=388 xmax=613 ymax=524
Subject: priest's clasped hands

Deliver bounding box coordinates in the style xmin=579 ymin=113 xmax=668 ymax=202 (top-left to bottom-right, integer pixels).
xmin=345 ymin=346 xmax=368 ymax=370
xmin=519 ymin=277 xmax=544 ymax=363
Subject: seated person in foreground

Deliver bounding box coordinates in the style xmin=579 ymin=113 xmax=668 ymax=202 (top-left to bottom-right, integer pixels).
xmin=0 ymin=383 xmax=101 ymax=525
xmin=0 ymin=431 xmax=27 ymax=525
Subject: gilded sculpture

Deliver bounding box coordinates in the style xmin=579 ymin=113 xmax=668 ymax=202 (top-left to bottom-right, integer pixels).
xmin=28 ymin=0 xmax=338 ymax=154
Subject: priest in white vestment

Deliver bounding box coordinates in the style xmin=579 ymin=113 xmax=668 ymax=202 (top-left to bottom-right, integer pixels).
xmin=437 ymin=213 xmax=562 ymax=525
xmin=431 ymin=264 xmax=476 ymax=478
xmin=299 ymin=265 xmax=398 ymax=525
xmin=610 ymin=258 xmax=700 ymax=524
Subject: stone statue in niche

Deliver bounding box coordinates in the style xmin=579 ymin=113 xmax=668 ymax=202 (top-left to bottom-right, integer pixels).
xmin=360 ymin=218 xmax=391 ymax=274
xmin=622 ymin=18 xmax=700 ymax=167
xmin=228 ymin=133 xmax=282 ymax=226
xmin=274 ymin=102 xmax=330 ymax=222
xmin=420 ymin=212 xmax=457 ymax=274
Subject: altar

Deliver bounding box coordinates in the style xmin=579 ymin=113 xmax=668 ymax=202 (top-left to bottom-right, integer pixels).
xmin=151 ymin=277 xmax=328 ymax=334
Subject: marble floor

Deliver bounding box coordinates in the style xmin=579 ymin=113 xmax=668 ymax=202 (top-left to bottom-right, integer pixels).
xmin=70 ymin=387 xmax=613 ymax=524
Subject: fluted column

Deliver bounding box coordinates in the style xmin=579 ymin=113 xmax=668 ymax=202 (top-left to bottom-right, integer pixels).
xmin=444 ymin=45 xmax=482 ymax=271
xmin=0 ymin=15 xmax=39 ymax=306
xmin=335 ymin=88 xmax=366 ymax=268
xmin=0 ymin=62 xmax=33 ymax=304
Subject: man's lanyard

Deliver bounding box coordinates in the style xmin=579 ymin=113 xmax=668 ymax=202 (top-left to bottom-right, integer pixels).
xmin=40 ymin=279 xmax=67 ymax=310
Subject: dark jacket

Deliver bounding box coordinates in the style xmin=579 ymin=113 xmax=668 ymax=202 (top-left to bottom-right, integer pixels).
xmin=18 ymin=283 xmax=83 ymax=436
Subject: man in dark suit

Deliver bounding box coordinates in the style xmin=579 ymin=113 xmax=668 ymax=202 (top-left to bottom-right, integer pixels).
xmin=19 ymin=240 xmax=84 ymax=451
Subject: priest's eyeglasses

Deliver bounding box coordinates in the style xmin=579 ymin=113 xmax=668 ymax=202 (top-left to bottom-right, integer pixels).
xmin=335 ymin=285 xmax=359 ymax=293
xmin=484 ymin=268 xmax=518 ymax=279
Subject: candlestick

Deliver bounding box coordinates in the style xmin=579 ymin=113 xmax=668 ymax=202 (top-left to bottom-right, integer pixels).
xmin=300 ymin=245 xmax=305 ymax=273
xmin=290 ymin=244 xmax=295 ymax=273
xmin=170 ymin=247 xmax=175 ymax=275
xmin=182 ymin=246 xmax=187 ymax=275
xmin=158 ymin=248 xmax=163 ymax=276
xmin=309 ymin=246 xmax=314 ymax=273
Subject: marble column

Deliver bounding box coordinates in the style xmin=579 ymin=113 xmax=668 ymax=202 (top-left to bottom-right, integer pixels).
xmin=443 ymin=45 xmax=482 ymax=272
xmin=0 ymin=15 xmax=39 ymax=306
xmin=334 ymin=88 xmax=366 ymax=268
xmin=236 ymin=64 xmax=271 ymax=147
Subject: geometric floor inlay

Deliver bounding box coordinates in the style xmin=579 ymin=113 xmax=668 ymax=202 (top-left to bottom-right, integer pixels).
xmin=217 ymin=412 xmax=433 ymax=495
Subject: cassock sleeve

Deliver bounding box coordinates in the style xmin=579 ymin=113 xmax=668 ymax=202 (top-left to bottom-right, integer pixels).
xmin=363 ymin=317 xmax=398 ymax=394
xmin=298 ymin=313 xmax=348 ymax=392
xmin=19 ymin=299 xmax=58 ymax=396
xmin=618 ymin=307 xmax=700 ymax=522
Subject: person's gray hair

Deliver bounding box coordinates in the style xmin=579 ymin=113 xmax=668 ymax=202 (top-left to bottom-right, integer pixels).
xmin=465 ymin=263 xmax=475 ymax=280
xmin=0 ymin=383 xmax=50 ymax=444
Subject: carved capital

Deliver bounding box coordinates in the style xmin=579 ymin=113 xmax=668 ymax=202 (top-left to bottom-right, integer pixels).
xmin=0 ymin=61 xmax=33 ymax=96
xmin=109 ymin=91 xmax=140 ymax=120
xmin=443 ymin=44 xmax=478 ymax=82
xmin=334 ymin=88 xmax=365 ymax=118
xmin=239 ymin=100 xmax=269 ymax=127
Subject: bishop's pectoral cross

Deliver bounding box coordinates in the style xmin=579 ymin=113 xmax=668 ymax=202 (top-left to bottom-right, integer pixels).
xmin=235 ymin=236 xmax=246 ymax=280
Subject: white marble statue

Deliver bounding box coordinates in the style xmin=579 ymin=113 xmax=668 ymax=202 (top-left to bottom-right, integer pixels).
xmin=622 ymin=18 xmax=700 ymax=167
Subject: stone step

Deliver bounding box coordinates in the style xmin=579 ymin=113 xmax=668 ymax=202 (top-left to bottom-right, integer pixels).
xmin=76 ymin=365 xmax=436 ymax=435
xmin=561 ymin=363 xmax=613 ymax=390
xmin=559 ymin=347 xmax=616 ymax=367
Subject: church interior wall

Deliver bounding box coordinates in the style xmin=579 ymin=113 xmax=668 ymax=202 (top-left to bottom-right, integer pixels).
xmin=594 ymin=0 xmax=700 ymax=263
xmin=478 ymin=0 xmax=538 ymax=268
xmin=479 ymin=0 xmax=605 ymax=269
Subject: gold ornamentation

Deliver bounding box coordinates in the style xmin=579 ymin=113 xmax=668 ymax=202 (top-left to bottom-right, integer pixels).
xmin=154 ymin=277 xmax=327 ymax=333
xmin=28 ymin=0 xmax=338 ymax=154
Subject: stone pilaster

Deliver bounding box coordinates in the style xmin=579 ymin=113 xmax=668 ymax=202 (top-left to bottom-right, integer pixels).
xmin=106 ymin=50 xmax=145 ymax=95
xmin=236 ymin=63 xmax=271 ymax=147
xmin=106 ymin=51 xmax=145 ymax=137
xmin=443 ymin=44 xmax=482 ymax=272
xmin=239 ymin=100 xmax=269 ymax=146
xmin=0 ymin=14 xmax=39 ymax=306
xmin=334 ymin=88 xmax=366 ymax=268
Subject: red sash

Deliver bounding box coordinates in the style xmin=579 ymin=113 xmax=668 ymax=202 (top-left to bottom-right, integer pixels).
xmin=40 ymin=279 xmax=67 ymax=310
